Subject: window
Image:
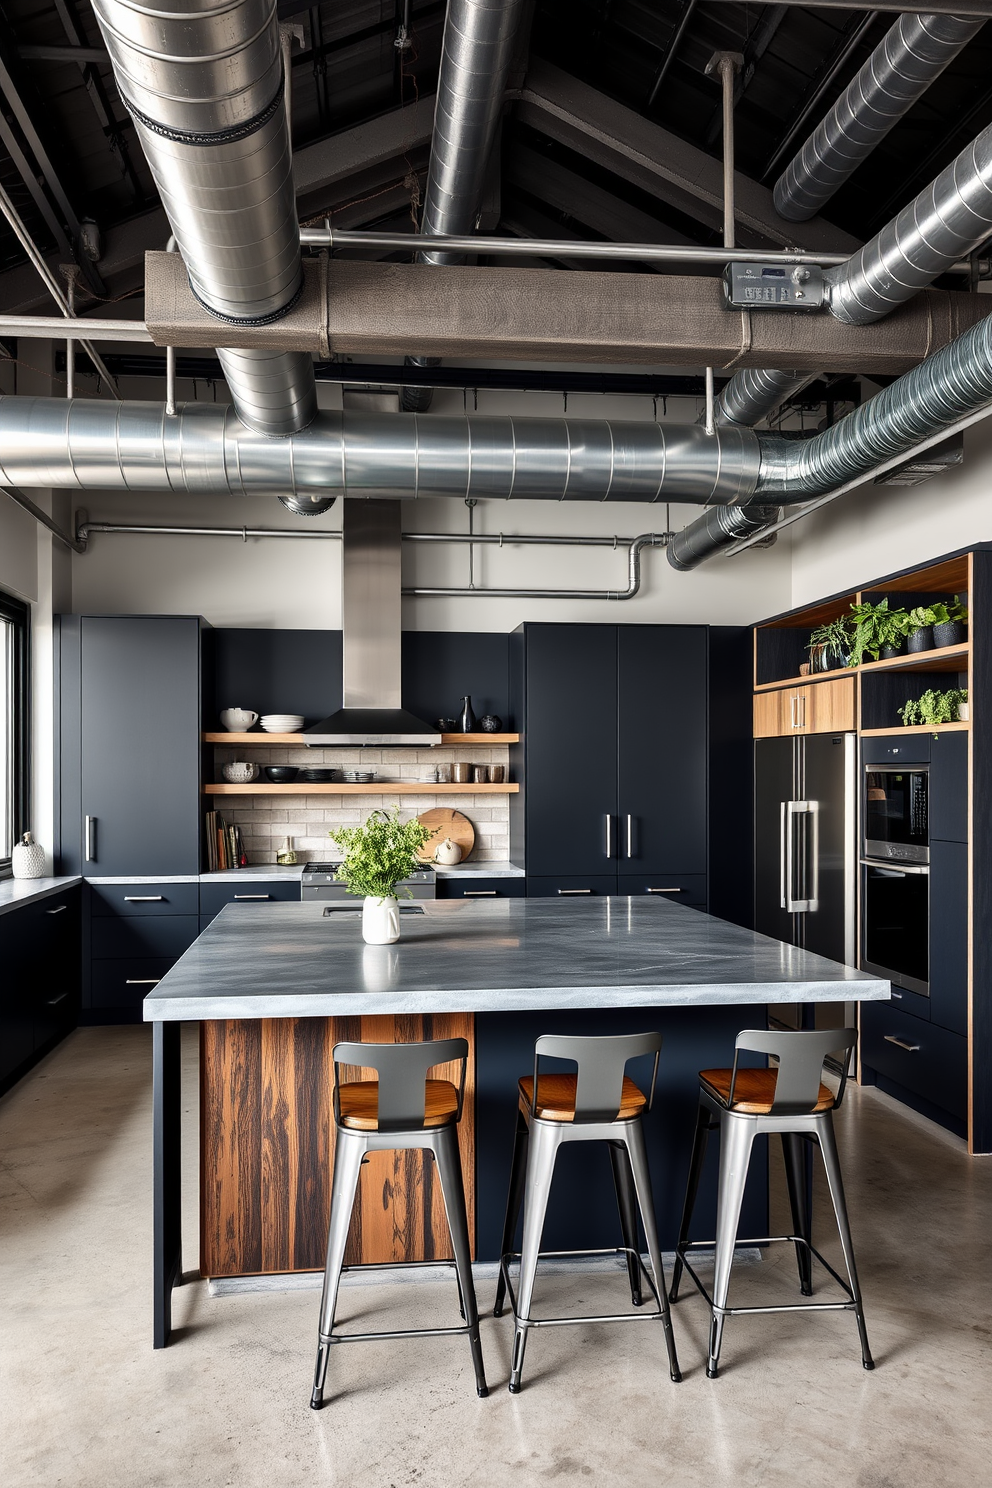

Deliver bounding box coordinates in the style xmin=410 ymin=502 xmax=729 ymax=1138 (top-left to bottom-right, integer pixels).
xmin=0 ymin=589 xmax=28 ymax=876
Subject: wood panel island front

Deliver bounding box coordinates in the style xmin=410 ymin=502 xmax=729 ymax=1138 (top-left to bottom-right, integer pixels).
xmin=144 ymin=896 xmax=889 ymax=1346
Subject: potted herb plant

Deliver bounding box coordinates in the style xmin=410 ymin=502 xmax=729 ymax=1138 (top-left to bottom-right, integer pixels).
xmin=905 ymin=605 xmax=937 ymax=654
xmin=897 ymin=687 xmax=968 ymax=730
xmin=846 ymin=599 xmax=910 ymax=666
xmin=932 ymin=596 xmax=968 ymax=649
xmin=808 ymin=614 xmax=852 ymax=672
xmin=329 ymin=809 xmax=433 ymax=944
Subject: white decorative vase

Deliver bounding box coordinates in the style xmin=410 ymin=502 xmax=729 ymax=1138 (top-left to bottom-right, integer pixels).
xmin=11 ymin=832 xmax=45 ymax=879
xmin=362 ymin=895 xmax=400 ymax=945
xmin=958 ymin=702 xmax=970 ymax=721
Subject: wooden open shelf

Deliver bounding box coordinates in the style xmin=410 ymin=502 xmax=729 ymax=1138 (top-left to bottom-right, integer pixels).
xmin=753 ymin=640 xmax=970 ymax=692
xmin=202 ymin=731 xmax=519 ymax=745
xmin=861 ymin=722 xmax=969 ymax=736
xmin=204 ymin=781 xmax=519 ymax=795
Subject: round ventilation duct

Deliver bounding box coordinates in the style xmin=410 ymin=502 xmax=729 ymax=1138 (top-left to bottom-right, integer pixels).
xmin=278 ymin=493 xmax=337 ymax=516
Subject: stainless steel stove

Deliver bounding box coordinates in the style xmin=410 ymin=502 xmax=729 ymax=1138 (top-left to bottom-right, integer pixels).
xmin=301 ymin=860 xmax=436 ymax=902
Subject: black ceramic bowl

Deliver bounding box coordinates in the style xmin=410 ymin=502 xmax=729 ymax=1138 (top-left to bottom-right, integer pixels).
xmin=300 ymin=768 xmax=338 ymax=782
xmin=264 ymin=765 xmax=299 ymax=783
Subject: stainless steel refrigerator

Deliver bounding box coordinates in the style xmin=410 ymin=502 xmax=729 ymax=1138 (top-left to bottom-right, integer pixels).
xmin=754 ymin=733 xmax=857 ymax=1030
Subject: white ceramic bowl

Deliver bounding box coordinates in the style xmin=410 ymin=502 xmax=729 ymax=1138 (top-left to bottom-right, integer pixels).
xmin=260 ymin=714 xmax=304 ymax=732
xmin=222 ymin=761 xmax=259 ymax=783
xmin=220 ymin=708 xmax=258 ymax=731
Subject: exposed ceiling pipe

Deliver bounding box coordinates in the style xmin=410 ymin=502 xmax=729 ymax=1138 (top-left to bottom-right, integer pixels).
xmin=89 ymin=0 xmax=316 ymax=439
xmin=712 ymin=369 xmax=818 ymax=427
xmin=774 ymin=13 xmax=985 ymax=223
xmin=668 ymin=305 xmax=992 ymax=568
xmin=402 ymin=0 xmax=526 ymax=412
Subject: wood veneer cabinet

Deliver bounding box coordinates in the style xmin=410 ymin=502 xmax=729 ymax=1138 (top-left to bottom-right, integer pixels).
xmin=200 ymin=1012 xmax=475 ymax=1275
xmin=752 ymin=675 xmax=855 ymax=738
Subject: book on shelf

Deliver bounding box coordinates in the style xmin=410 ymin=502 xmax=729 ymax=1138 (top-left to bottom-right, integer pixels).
xmin=204 ymin=811 xmax=247 ymax=870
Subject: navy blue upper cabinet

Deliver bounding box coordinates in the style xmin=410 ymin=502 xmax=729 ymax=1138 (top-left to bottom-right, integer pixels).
xmin=58 ymin=616 xmax=202 ymax=876
xmin=618 ymin=626 xmax=707 ymax=874
xmin=521 ymin=625 xmax=618 ymax=878
xmin=930 ymin=732 xmax=968 ymax=843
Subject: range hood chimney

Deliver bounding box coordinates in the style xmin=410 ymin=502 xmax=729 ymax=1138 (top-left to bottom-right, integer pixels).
xmin=305 ymin=502 xmax=441 ymax=745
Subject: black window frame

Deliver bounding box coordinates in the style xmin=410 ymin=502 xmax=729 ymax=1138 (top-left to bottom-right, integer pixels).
xmin=0 ymin=588 xmax=29 ymax=879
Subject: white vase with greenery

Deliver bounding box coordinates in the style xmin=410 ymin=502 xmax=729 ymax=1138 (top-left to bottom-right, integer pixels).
xmin=329 ymin=809 xmax=432 ymax=945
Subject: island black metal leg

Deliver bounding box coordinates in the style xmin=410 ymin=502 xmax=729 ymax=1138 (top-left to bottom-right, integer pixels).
xmin=153 ymin=1021 xmax=182 ymax=1349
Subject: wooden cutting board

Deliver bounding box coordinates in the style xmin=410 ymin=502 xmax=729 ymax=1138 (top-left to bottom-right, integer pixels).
xmin=417 ymin=808 xmax=475 ymax=863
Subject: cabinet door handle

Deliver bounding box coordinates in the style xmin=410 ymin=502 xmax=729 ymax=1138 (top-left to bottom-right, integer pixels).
xmin=790 ymin=695 xmax=797 ymax=729
xmin=45 ymin=904 xmax=68 ymax=915
xmin=46 ymin=993 xmax=68 ymax=1006
xmin=883 ymin=1035 xmax=920 ymax=1052
xmin=626 ymin=814 xmax=634 ymax=858
xmin=604 ymin=814 xmax=614 ymax=859
xmin=891 ymin=990 xmax=903 ymax=999
xmin=646 ymin=887 xmax=682 ymax=894
xmin=234 ymin=894 xmax=271 ymax=901
xmin=558 ymin=888 xmax=593 ymax=895
xmin=125 ymin=978 xmax=161 ymax=986
xmin=85 ymin=815 xmax=96 ymax=862
xmin=124 ymin=895 xmax=165 ymax=902
xmin=799 ymin=693 xmax=806 ymax=728
xmin=464 ymin=890 xmax=497 ymax=897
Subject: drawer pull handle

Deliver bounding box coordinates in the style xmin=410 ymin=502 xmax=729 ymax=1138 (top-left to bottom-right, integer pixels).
xmin=123 ymin=895 xmax=165 ymax=903
xmin=233 ymin=894 xmax=272 ymax=901
xmin=891 ymin=990 xmax=903 ymax=999
xmin=558 ymin=888 xmax=593 ymax=895
xmin=46 ymin=993 xmax=68 ymax=1006
xmin=45 ymin=904 xmax=68 ymax=914
xmin=646 ymin=887 xmax=682 ymax=894
xmin=464 ymin=891 xmax=498 ymax=897
xmin=125 ymin=978 xmax=161 ymax=986
xmin=883 ymin=1035 xmax=920 ymax=1052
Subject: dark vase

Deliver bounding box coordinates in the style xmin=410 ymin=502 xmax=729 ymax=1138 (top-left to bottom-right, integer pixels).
xmin=458 ymin=695 xmax=477 ymax=732
xmin=880 ymin=642 xmax=905 ymax=660
xmin=435 ymin=718 xmax=456 ymax=733
xmin=479 ymin=714 xmax=502 ymax=732
xmin=907 ymin=626 xmax=934 ymax=653
xmin=933 ymin=620 xmax=965 ymax=649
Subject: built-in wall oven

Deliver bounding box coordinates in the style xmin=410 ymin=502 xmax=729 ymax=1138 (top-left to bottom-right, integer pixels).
xmin=861 ymin=765 xmax=929 ymax=996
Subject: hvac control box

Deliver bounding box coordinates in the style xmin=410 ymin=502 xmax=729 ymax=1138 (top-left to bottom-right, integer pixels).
xmin=722 ymin=262 xmax=825 ymax=310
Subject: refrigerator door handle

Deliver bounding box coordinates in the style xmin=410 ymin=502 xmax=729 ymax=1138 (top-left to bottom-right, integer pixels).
xmin=780 ymin=801 xmax=789 ymax=909
xmin=784 ymin=800 xmax=815 ymax=913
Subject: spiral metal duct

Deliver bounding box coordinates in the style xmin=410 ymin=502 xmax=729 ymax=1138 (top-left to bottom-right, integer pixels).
xmin=715 ymin=368 xmax=818 ymax=427
xmin=666 ymin=503 xmax=782 ymax=571
xmin=402 ymin=0 xmax=526 ymax=412
xmin=775 ymin=14 xmax=984 ymax=224
xmin=90 ymin=0 xmax=316 ymax=436
xmin=0 ymin=401 xmax=762 ymax=504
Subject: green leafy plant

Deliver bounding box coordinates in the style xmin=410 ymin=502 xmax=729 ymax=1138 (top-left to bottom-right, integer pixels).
xmin=329 ymin=809 xmax=433 ymax=898
xmin=906 ymin=604 xmax=938 ymax=633
xmin=808 ymin=615 xmax=852 ymax=670
xmin=846 ymin=599 xmax=909 ymax=666
xmin=898 ymin=688 xmax=968 ymax=729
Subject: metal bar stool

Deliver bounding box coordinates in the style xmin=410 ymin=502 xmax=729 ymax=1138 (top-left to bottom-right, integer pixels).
xmin=493 ymin=1032 xmax=682 ymax=1393
xmin=310 ymin=1038 xmax=488 ymax=1409
xmin=669 ymin=1027 xmax=874 ymax=1379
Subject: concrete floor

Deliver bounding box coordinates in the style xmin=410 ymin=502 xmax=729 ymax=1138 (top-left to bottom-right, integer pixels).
xmin=1 ymin=1026 xmax=989 ymax=1488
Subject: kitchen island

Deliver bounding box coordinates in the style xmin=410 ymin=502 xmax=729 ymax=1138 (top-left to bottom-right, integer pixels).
xmin=145 ymin=896 xmax=888 ymax=1346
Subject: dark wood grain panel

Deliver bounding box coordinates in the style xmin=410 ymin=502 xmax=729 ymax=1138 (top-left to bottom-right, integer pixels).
xmin=200 ymin=1013 xmax=475 ymax=1276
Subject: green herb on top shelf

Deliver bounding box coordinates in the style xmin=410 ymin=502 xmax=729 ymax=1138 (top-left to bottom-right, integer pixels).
xmin=329 ymin=809 xmax=433 ymax=899
xmin=897 ymin=688 xmax=968 ymax=730
xmin=846 ymin=599 xmax=910 ymax=666
xmin=808 ymin=615 xmax=853 ymax=672
xmin=904 ymin=597 xmax=969 ymax=654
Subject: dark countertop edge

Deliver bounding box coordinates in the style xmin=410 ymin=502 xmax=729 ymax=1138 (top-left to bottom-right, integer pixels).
xmin=143 ymin=979 xmax=891 ymax=1022
xmin=0 ymin=876 xmax=82 ymax=916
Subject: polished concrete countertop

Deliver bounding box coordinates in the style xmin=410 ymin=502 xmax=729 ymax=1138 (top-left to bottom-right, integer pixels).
xmin=0 ymin=876 xmax=81 ymax=916
xmin=86 ymin=860 xmax=524 ymax=886
xmin=143 ymin=896 xmax=889 ymax=1021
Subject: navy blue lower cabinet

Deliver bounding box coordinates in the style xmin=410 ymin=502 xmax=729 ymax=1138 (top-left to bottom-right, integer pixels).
xmin=0 ymin=888 xmax=81 ymax=1091
xmin=474 ymin=1005 xmax=769 ymax=1259
xmin=89 ymin=882 xmax=199 ymax=917
xmin=617 ymin=873 xmax=707 ymax=909
xmin=199 ymin=879 xmax=301 ymax=918
xmin=90 ymin=914 xmax=199 ymax=960
xmin=860 ymin=1000 xmax=967 ymax=1128
xmin=91 ymin=958 xmax=176 ymax=1011
xmin=929 ymin=732 xmax=968 ymax=843
xmin=886 ymin=981 xmax=930 ymax=1022
xmin=929 ymin=840 xmax=968 ymax=1036
xmin=526 ymin=875 xmax=617 ymax=898
xmin=437 ymin=878 xmax=526 ymax=900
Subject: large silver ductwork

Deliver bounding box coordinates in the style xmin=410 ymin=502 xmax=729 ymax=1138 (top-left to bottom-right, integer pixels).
xmin=0 ymin=400 xmax=762 ymax=504
xmin=90 ymin=0 xmax=316 ymax=437
xmin=666 ymin=503 xmax=782 ymax=571
xmin=774 ymin=14 xmax=984 ymax=224
xmin=402 ymin=0 xmax=525 ymax=412
xmin=715 ymin=368 xmax=818 ymax=427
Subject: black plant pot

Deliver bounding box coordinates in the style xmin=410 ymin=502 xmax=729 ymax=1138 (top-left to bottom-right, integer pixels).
xmin=880 ymin=642 xmax=905 ymax=660
xmin=933 ymin=620 xmax=965 ymax=649
xmin=907 ymin=626 xmax=934 ymax=653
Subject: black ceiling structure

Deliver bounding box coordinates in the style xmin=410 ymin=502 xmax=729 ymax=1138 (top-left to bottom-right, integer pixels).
xmin=1 ymin=2 xmax=992 ymax=324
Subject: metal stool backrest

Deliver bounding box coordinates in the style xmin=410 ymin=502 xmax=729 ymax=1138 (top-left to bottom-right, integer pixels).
xmin=728 ymin=1028 xmax=857 ymax=1115
xmin=531 ymin=1032 xmax=662 ymax=1123
xmin=332 ymin=1038 xmax=469 ymax=1133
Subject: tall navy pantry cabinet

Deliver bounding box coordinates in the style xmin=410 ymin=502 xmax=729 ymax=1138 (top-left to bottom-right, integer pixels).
xmin=509 ymin=623 xmax=752 ymax=916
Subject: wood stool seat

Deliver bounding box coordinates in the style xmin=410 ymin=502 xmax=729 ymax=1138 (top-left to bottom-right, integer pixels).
xmin=337 ymin=1079 xmax=460 ymax=1130
xmin=518 ymin=1072 xmax=648 ymax=1122
xmin=699 ymin=1067 xmax=835 ymax=1114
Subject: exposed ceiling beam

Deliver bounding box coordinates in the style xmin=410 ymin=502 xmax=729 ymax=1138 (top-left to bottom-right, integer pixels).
xmin=293 ymin=95 xmax=436 ymax=215
xmin=516 ymin=60 xmax=861 ymax=254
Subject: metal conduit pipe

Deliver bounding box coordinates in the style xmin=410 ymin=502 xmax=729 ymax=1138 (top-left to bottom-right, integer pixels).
xmin=714 ymin=368 xmax=819 ymax=427
xmin=775 ymin=13 xmax=985 ymax=223
xmin=402 ymin=0 xmax=526 ymax=412
xmin=404 ymin=534 xmax=671 ymax=600
xmin=0 ymin=400 xmax=763 ymax=505
xmin=89 ymin=0 xmax=316 ymax=436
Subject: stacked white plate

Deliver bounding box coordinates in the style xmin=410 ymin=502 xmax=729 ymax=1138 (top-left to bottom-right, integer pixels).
xmin=260 ymin=714 xmax=305 ymax=733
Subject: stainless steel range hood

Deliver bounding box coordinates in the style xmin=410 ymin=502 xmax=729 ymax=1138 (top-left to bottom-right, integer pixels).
xmin=305 ymin=501 xmax=441 ymax=746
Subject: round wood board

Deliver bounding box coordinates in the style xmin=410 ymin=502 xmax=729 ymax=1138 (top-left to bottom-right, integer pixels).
xmin=417 ymin=808 xmax=475 ymax=864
